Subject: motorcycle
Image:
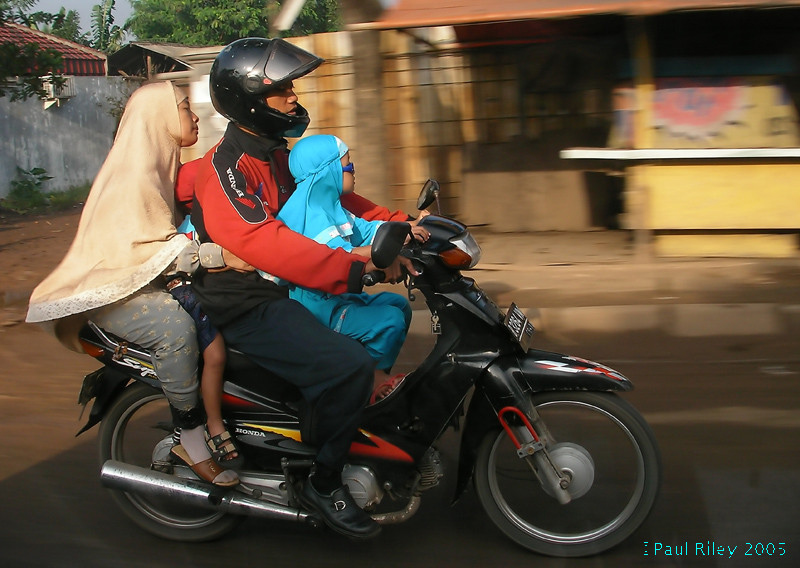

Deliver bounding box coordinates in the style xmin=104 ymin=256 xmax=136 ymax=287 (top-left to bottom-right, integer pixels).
xmin=76 ymin=179 xmax=661 ymax=557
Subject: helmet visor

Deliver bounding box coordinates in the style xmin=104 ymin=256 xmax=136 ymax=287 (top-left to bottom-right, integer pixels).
xmin=246 ymin=39 xmax=323 ymax=94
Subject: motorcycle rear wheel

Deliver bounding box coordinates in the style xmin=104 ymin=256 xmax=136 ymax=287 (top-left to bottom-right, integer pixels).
xmin=474 ymin=391 xmax=661 ymax=557
xmin=98 ymin=382 xmax=243 ymax=541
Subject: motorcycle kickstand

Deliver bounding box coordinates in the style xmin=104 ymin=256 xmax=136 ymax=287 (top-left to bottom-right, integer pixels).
xmin=498 ymin=406 xmax=572 ymax=505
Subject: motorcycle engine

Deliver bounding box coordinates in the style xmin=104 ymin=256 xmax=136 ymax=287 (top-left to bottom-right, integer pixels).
xmin=342 ymin=464 xmax=383 ymax=509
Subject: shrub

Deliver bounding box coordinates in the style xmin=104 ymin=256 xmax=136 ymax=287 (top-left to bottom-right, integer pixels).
xmin=1 ymin=167 xmax=90 ymax=214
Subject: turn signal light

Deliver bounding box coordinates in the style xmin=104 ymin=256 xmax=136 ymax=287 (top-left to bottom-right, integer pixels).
xmin=439 ymin=247 xmax=473 ymax=269
xmin=80 ymin=340 xmax=104 ymax=358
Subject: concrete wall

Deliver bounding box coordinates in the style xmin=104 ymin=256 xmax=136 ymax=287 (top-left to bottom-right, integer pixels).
xmin=0 ymin=76 xmax=135 ymax=198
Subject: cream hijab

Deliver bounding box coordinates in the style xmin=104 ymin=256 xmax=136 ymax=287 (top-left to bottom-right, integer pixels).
xmin=26 ymin=81 xmax=190 ymax=343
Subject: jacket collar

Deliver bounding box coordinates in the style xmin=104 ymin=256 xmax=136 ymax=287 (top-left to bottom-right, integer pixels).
xmin=225 ymin=123 xmax=286 ymax=160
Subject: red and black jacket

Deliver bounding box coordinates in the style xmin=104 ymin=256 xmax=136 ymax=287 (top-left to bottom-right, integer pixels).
xmin=184 ymin=124 xmax=408 ymax=325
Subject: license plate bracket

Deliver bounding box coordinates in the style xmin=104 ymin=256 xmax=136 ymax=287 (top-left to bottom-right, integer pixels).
xmin=504 ymin=303 xmax=534 ymax=351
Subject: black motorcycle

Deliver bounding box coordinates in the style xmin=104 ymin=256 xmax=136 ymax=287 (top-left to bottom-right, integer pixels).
xmin=77 ymin=180 xmax=661 ymax=557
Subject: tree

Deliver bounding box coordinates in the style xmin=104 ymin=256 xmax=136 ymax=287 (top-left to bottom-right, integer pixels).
xmin=128 ymin=0 xmax=340 ymax=45
xmin=289 ymin=0 xmax=340 ymax=36
xmin=2 ymin=0 xmax=35 ymax=24
xmin=47 ymin=8 xmax=86 ymax=45
xmin=2 ymin=1 xmax=87 ymax=45
xmin=1 ymin=0 xmax=65 ymax=100
xmin=90 ymin=0 xmax=125 ymax=53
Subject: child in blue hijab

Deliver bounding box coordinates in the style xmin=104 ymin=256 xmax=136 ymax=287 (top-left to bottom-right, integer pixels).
xmin=278 ymin=134 xmax=413 ymax=403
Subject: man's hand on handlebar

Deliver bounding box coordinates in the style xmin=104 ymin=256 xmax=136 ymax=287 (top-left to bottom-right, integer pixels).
xmin=365 ymin=255 xmax=418 ymax=284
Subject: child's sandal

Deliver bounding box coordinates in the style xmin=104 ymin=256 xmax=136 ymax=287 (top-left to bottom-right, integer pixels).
xmin=206 ymin=429 xmax=242 ymax=464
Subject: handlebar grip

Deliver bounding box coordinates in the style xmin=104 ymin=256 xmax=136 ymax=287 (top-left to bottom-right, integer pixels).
xmin=362 ymin=270 xmax=385 ymax=287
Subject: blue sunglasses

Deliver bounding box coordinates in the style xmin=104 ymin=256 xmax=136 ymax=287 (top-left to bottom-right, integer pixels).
xmin=342 ymin=163 xmax=355 ymax=174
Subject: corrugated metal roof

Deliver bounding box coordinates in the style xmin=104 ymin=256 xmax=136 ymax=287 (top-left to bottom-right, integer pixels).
xmin=0 ymin=21 xmax=106 ymax=76
xmin=125 ymin=42 xmax=222 ymax=64
xmin=108 ymin=42 xmax=224 ymax=77
xmin=362 ymin=0 xmax=800 ymax=30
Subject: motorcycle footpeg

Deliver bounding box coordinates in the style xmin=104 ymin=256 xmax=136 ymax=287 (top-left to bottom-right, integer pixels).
xmin=280 ymin=458 xmax=315 ymax=472
xmin=150 ymin=460 xmax=173 ymax=474
xmin=235 ymin=481 xmax=263 ymax=499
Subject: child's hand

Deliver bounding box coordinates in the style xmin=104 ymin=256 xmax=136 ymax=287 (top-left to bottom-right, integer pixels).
xmin=221 ymin=248 xmax=254 ymax=272
xmin=405 ymin=211 xmax=430 ymax=244
xmin=409 ymin=210 xmax=431 ymax=226
xmin=407 ymin=224 xmax=429 ymax=244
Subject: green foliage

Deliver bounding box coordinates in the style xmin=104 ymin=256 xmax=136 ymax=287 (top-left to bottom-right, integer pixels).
xmin=2 ymin=166 xmax=52 ymax=213
xmin=1 ymin=1 xmax=68 ymax=100
xmin=0 ymin=1 xmax=37 ymax=22
xmin=45 ymin=8 xmax=87 ymax=45
xmin=46 ymin=183 xmax=92 ymax=211
xmin=288 ymin=0 xmax=341 ymax=37
xmin=90 ymin=0 xmax=125 ymax=53
xmin=1 ymin=166 xmax=90 ymax=214
xmin=128 ymin=0 xmax=341 ymax=45
xmin=0 ymin=41 xmax=64 ymax=100
xmin=129 ymin=0 xmax=271 ymax=44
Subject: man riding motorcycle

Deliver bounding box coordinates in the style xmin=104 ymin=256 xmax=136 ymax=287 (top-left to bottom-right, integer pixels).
xmin=187 ymin=37 xmax=413 ymax=540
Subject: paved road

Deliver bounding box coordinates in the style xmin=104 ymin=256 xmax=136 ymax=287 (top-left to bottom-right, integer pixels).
xmin=1 ymin=322 xmax=798 ymax=568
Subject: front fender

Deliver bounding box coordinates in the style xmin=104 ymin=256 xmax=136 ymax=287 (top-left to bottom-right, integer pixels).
xmin=453 ymin=349 xmax=632 ymax=501
xmin=498 ymin=349 xmax=633 ymax=393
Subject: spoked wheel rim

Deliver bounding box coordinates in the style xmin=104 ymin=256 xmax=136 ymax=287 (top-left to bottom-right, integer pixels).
xmin=106 ymin=390 xmax=228 ymax=530
xmin=483 ymin=397 xmax=649 ymax=547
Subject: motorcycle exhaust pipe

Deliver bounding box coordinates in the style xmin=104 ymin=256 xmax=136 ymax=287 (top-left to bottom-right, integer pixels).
xmin=101 ymin=460 xmax=315 ymax=525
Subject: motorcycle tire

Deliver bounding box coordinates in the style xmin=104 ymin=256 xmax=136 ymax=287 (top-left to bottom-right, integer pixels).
xmin=474 ymin=391 xmax=661 ymax=557
xmin=98 ymin=382 xmax=244 ymax=542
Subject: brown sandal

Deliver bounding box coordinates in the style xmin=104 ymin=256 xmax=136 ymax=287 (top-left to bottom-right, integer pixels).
xmin=170 ymin=444 xmax=239 ymax=487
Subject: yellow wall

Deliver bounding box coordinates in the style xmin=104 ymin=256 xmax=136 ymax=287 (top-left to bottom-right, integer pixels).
xmin=644 ymin=163 xmax=800 ymax=229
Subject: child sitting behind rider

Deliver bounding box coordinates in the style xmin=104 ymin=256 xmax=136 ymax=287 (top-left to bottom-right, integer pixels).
xmin=167 ymin=166 xmax=242 ymax=465
xmin=267 ymin=134 xmax=429 ymax=403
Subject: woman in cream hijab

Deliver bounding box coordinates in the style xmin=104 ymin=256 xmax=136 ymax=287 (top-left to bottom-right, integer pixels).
xmin=26 ymin=81 xmax=237 ymax=486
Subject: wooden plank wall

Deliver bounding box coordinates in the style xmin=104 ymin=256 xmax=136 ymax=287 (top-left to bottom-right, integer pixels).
xmin=295 ymin=30 xmax=479 ymax=212
xmin=291 ymin=30 xmax=612 ymax=222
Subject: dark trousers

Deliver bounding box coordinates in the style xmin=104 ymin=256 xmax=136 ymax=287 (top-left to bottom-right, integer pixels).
xmin=218 ymin=298 xmax=374 ymax=471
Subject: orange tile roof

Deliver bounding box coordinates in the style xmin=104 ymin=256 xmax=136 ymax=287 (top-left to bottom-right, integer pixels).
xmin=0 ymin=21 xmax=106 ymax=75
xmin=365 ymin=0 xmax=800 ymax=29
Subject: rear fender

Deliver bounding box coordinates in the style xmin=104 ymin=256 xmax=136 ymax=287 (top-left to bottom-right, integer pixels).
xmin=75 ymin=367 xmax=131 ymax=436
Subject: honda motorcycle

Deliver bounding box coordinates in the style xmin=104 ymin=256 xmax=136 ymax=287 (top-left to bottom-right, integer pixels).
xmin=76 ymin=180 xmax=661 ymax=557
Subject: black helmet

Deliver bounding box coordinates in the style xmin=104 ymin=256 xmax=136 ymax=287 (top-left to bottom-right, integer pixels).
xmin=210 ymin=38 xmax=323 ymax=138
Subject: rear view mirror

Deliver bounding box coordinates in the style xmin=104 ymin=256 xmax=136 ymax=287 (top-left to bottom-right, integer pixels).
xmin=416 ymin=179 xmax=440 ymax=212
xmin=371 ymin=222 xmax=411 ymax=268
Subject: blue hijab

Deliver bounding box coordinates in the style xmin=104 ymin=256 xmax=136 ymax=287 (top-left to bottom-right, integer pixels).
xmin=281 ymin=134 xmax=354 ymax=250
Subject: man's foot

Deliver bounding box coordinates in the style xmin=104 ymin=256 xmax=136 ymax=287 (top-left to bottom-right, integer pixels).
xmin=300 ymin=478 xmax=381 ymax=540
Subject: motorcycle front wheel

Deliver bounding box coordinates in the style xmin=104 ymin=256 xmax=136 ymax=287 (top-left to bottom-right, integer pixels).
xmin=98 ymin=382 xmax=243 ymax=541
xmin=474 ymin=391 xmax=661 ymax=557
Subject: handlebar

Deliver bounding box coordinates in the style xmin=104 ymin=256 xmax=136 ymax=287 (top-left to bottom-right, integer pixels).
xmin=362 ymin=270 xmax=385 ymax=287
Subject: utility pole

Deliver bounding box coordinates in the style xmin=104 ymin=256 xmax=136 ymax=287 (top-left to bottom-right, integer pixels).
xmin=341 ymin=0 xmax=390 ymax=206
